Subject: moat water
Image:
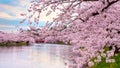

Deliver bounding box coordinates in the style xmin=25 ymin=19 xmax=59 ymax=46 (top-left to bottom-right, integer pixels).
xmin=0 ymin=43 xmax=71 ymax=68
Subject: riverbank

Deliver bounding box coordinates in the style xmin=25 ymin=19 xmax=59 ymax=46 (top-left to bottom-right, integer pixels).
xmin=36 ymin=40 xmax=71 ymax=45
xmin=88 ymin=46 xmax=120 ymax=68
xmin=43 ymin=42 xmax=71 ymax=45
xmin=0 ymin=41 xmax=30 ymax=47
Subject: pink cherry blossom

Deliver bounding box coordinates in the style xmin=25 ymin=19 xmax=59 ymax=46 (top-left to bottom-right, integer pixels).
xmin=19 ymin=0 xmax=120 ymax=68
xmin=88 ymin=61 xmax=94 ymax=67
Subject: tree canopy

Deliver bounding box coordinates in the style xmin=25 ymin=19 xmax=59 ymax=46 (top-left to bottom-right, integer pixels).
xmin=20 ymin=0 xmax=120 ymax=68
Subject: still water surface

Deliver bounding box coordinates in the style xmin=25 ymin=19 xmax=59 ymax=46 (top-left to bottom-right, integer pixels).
xmin=0 ymin=43 xmax=71 ymax=68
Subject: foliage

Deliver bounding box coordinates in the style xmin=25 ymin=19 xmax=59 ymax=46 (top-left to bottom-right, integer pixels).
xmin=0 ymin=31 xmax=35 ymax=46
xmin=0 ymin=41 xmax=29 ymax=47
xmin=20 ymin=0 xmax=120 ymax=68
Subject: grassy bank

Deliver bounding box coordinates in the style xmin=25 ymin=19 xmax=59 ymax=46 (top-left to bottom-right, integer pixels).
xmin=47 ymin=41 xmax=71 ymax=45
xmin=88 ymin=46 xmax=120 ymax=68
xmin=89 ymin=53 xmax=120 ymax=68
xmin=0 ymin=41 xmax=29 ymax=47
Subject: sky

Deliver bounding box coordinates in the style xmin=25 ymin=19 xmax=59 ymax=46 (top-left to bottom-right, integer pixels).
xmin=0 ymin=0 xmax=88 ymax=33
xmin=0 ymin=0 xmax=51 ymax=33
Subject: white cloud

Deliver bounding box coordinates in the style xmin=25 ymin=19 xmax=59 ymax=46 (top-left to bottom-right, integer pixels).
xmin=0 ymin=12 xmax=14 ymax=20
xmin=0 ymin=0 xmax=30 ymax=20
xmin=0 ymin=29 xmax=18 ymax=33
xmin=0 ymin=24 xmax=29 ymax=33
xmin=0 ymin=24 xmax=17 ymax=33
xmin=0 ymin=24 xmax=16 ymax=28
xmin=0 ymin=0 xmax=59 ymax=22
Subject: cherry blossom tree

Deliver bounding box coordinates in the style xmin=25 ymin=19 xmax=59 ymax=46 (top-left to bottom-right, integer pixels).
xmin=0 ymin=31 xmax=35 ymax=45
xmin=22 ymin=0 xmax=120 ymax=68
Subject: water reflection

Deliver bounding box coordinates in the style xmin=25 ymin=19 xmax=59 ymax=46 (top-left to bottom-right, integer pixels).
xmin=0 ymin=43 xmax=71 ymax=68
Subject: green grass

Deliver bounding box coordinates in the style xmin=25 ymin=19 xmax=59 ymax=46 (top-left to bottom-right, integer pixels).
xmin=88 ymin=46 xmax=120 ymax=68
xmin=104 ymin=46 xmax=110 ymax=53
xmin=89 ymin=53 xmax=120 ymax=68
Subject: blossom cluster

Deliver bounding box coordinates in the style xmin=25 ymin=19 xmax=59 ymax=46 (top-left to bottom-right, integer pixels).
xmin=23 ymin=0 xmax=120 ymax=68
xmin=0 ymin=31 xmax=35 ymax=44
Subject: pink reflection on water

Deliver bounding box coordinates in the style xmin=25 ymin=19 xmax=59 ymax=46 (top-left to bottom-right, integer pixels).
xmin=0 ymin=44 xmax=71 ymax=68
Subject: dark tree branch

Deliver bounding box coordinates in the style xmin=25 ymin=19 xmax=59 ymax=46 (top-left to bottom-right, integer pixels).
xmin=102 ymin=0 xmax=119 ymax=12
